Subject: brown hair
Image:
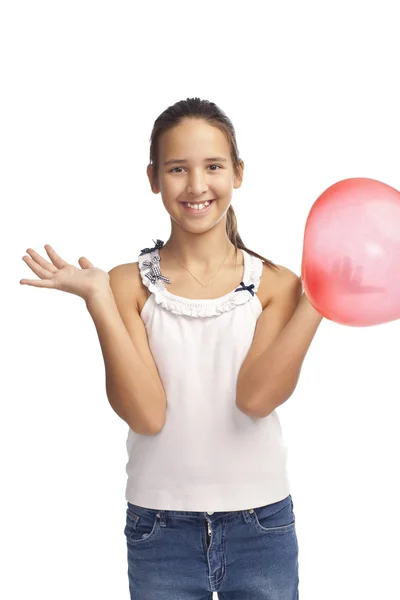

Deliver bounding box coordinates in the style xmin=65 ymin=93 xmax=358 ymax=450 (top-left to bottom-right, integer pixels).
xmin=148 ymin=97 xmax=279 ymax=270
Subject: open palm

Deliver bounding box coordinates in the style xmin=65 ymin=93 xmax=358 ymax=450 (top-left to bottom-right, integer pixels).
xmin=20 ymin=244 xmax=110 ymax=302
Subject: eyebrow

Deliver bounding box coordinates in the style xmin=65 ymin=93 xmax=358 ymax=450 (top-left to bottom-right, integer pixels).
xmin=163 ymin=156 xmax=228 ymax=166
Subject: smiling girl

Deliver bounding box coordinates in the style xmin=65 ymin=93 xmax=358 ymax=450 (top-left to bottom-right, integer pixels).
xmin=21 ymin=97 xmax=323 ymax=599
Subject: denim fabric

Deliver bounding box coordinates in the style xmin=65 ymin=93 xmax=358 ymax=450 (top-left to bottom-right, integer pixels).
xmin=124 ymin=494 xmax=299 ymax=599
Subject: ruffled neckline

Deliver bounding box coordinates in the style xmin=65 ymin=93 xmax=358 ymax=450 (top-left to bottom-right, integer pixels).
xmin=138 ymin=243 xmax=263 ymax=318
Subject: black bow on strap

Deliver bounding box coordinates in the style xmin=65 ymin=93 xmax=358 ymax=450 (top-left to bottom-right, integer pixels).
xmin=234 ymin=281 xmax=255 ymax=296
xmin=139 ymin=239 xmax=165 ymax=256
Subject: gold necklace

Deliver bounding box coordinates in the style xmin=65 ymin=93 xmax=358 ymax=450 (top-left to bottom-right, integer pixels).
xmin=169 ymin=242 xmax=233 ymax=288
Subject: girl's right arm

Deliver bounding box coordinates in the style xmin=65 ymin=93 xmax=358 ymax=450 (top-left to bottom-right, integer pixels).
xmin=86 ymin=264 xmax=167 ymax=435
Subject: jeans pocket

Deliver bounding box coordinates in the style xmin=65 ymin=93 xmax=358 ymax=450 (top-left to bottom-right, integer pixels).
xmin=251 ymin=495 xmax=296 ymax=534
xmin=124 ymin=503 xmax=160 ymax=544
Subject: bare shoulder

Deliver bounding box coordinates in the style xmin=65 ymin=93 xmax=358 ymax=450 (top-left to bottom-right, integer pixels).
xmin=271 ymin=263 xmax=301 ymax=292
xmin=107 ymin=262 xmax=144 ymax=311
xmin=260 ymin=262 xmax=302 ymax=308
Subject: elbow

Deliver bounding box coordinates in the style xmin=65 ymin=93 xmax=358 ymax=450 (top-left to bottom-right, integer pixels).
xmin=140 ymin=402 xmax=167 ymax=435
xmin=149 ymin=414 xmax=166 ymax=435
xmin=236 ymin=386 xmax=297 ymax=420
xmin=128 ymin=415 xmax=166 ymax=435
xmin=123 ymin=395 xmax=166 ymax=435
xmin=236 ymin=391 xmax=271 ymax=419
xmin=235 ymin=378 xmax=273 ymax=419
xmin=235 ymin=373 xmax=277 ymax=419
xmin=236 ymin=400 xmax=272 ymax=420
xmin=131 ymin=391 xmax=167 ymax=436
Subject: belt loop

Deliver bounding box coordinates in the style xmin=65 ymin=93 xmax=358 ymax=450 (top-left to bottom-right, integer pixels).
xmin=156 ymin=510 xmax=167 ymax=527
xmin=242 ymin=508 xmax=254 ymax=523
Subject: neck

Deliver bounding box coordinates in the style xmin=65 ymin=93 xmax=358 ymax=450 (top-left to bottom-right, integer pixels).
xmin=162 ymin=228 xmax=237 ymax=269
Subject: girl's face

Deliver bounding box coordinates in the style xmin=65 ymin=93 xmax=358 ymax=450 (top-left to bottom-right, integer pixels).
xmin=147 ymin=118 xmax=243 ymax=229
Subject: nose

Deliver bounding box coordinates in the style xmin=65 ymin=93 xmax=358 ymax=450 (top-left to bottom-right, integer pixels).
xmin=186 ymin=170 xmax=209 ymax=197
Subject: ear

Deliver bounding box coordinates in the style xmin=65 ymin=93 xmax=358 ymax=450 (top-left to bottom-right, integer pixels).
xmin=147 ymin=163 xmax=160 ymax=194
xmin=233 ymin=160 xmax=244 ymax=190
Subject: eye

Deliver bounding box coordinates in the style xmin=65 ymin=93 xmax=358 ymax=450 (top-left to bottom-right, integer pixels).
xmin=169 ymin=164 xmax=222 ymax=173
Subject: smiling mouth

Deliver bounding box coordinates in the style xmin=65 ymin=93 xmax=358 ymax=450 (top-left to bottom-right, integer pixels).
xmin=181 ymin=199 xmax=215 ymax=204
xmin=180 ymin=199 xmax=215 ymax=214
xmin=181 ymin=199 xmax=215 ymax=207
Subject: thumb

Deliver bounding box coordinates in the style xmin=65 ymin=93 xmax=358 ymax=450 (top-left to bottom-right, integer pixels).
xmin=78 ymin=256 xmax=94 ymax=269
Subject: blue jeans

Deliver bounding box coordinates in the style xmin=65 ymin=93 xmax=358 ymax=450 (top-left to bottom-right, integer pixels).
xmin=124 ymin=494 xmax=299 ymax=599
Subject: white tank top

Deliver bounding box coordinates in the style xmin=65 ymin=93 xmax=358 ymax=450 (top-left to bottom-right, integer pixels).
xmin=125 ymin=240 xmax=291 ymax=511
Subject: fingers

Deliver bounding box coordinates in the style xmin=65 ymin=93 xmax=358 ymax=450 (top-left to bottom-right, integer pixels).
xmin=22 ymin=244 xmax=69 ymax=280
xmin=22 ymin=254 xmax=55 ymax=280
xmin=79 ymin=256 xmax=94 ymax=268
xmin=20 ymin=278 xmax=54 ymax=288
xmin=44 ymin=244 xmax=68 ymax=269
xmin=24 ymin=247 xmax=58 ymax=276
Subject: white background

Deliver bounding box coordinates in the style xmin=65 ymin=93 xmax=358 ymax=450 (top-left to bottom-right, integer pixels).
xmin=2 ymin=1 xmax=400 ymax=598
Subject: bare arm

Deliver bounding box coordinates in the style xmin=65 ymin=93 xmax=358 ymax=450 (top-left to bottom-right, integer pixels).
xmin=236 ymin=269 xmax=323 ymax=418
xmin=86 ymin=265 xmax=167 ymax=435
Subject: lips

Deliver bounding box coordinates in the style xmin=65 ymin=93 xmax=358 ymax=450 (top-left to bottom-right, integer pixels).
xmin=180 ymin=199 xmax=215 ymax=215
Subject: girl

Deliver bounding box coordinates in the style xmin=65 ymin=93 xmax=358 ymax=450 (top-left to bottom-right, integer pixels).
xmin=20 ymin=97 xmax=324 ymax=599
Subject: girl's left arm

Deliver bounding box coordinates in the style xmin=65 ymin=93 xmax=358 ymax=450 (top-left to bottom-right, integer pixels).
xmin=236 ymin=273 xmax=324 ymax=418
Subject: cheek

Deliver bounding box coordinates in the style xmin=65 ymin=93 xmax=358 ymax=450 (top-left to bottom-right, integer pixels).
xmin=164 ymin=180 xmax=184 ymax=195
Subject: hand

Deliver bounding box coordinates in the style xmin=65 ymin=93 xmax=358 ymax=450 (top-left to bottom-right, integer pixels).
xmin=20 ymin=244 xmax=111 ymax=303
xmin=331 ymin=256 xmax=385 ymax=294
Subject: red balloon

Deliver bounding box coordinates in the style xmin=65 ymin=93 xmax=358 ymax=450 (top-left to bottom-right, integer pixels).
xmin=301 ymin=177 xmax=400 ymax=326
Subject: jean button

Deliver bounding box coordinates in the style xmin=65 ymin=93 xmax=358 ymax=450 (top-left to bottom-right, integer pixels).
xmin=207 ymin=511 xmax=214 ymax=515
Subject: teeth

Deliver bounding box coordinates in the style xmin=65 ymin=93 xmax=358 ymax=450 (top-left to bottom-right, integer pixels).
xmin=185 ymin=201 xmax=211 ymax=210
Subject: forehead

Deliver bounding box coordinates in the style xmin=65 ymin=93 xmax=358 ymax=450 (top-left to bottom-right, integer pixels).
xmin=158 ymin=119 xmax=230 ymax=161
